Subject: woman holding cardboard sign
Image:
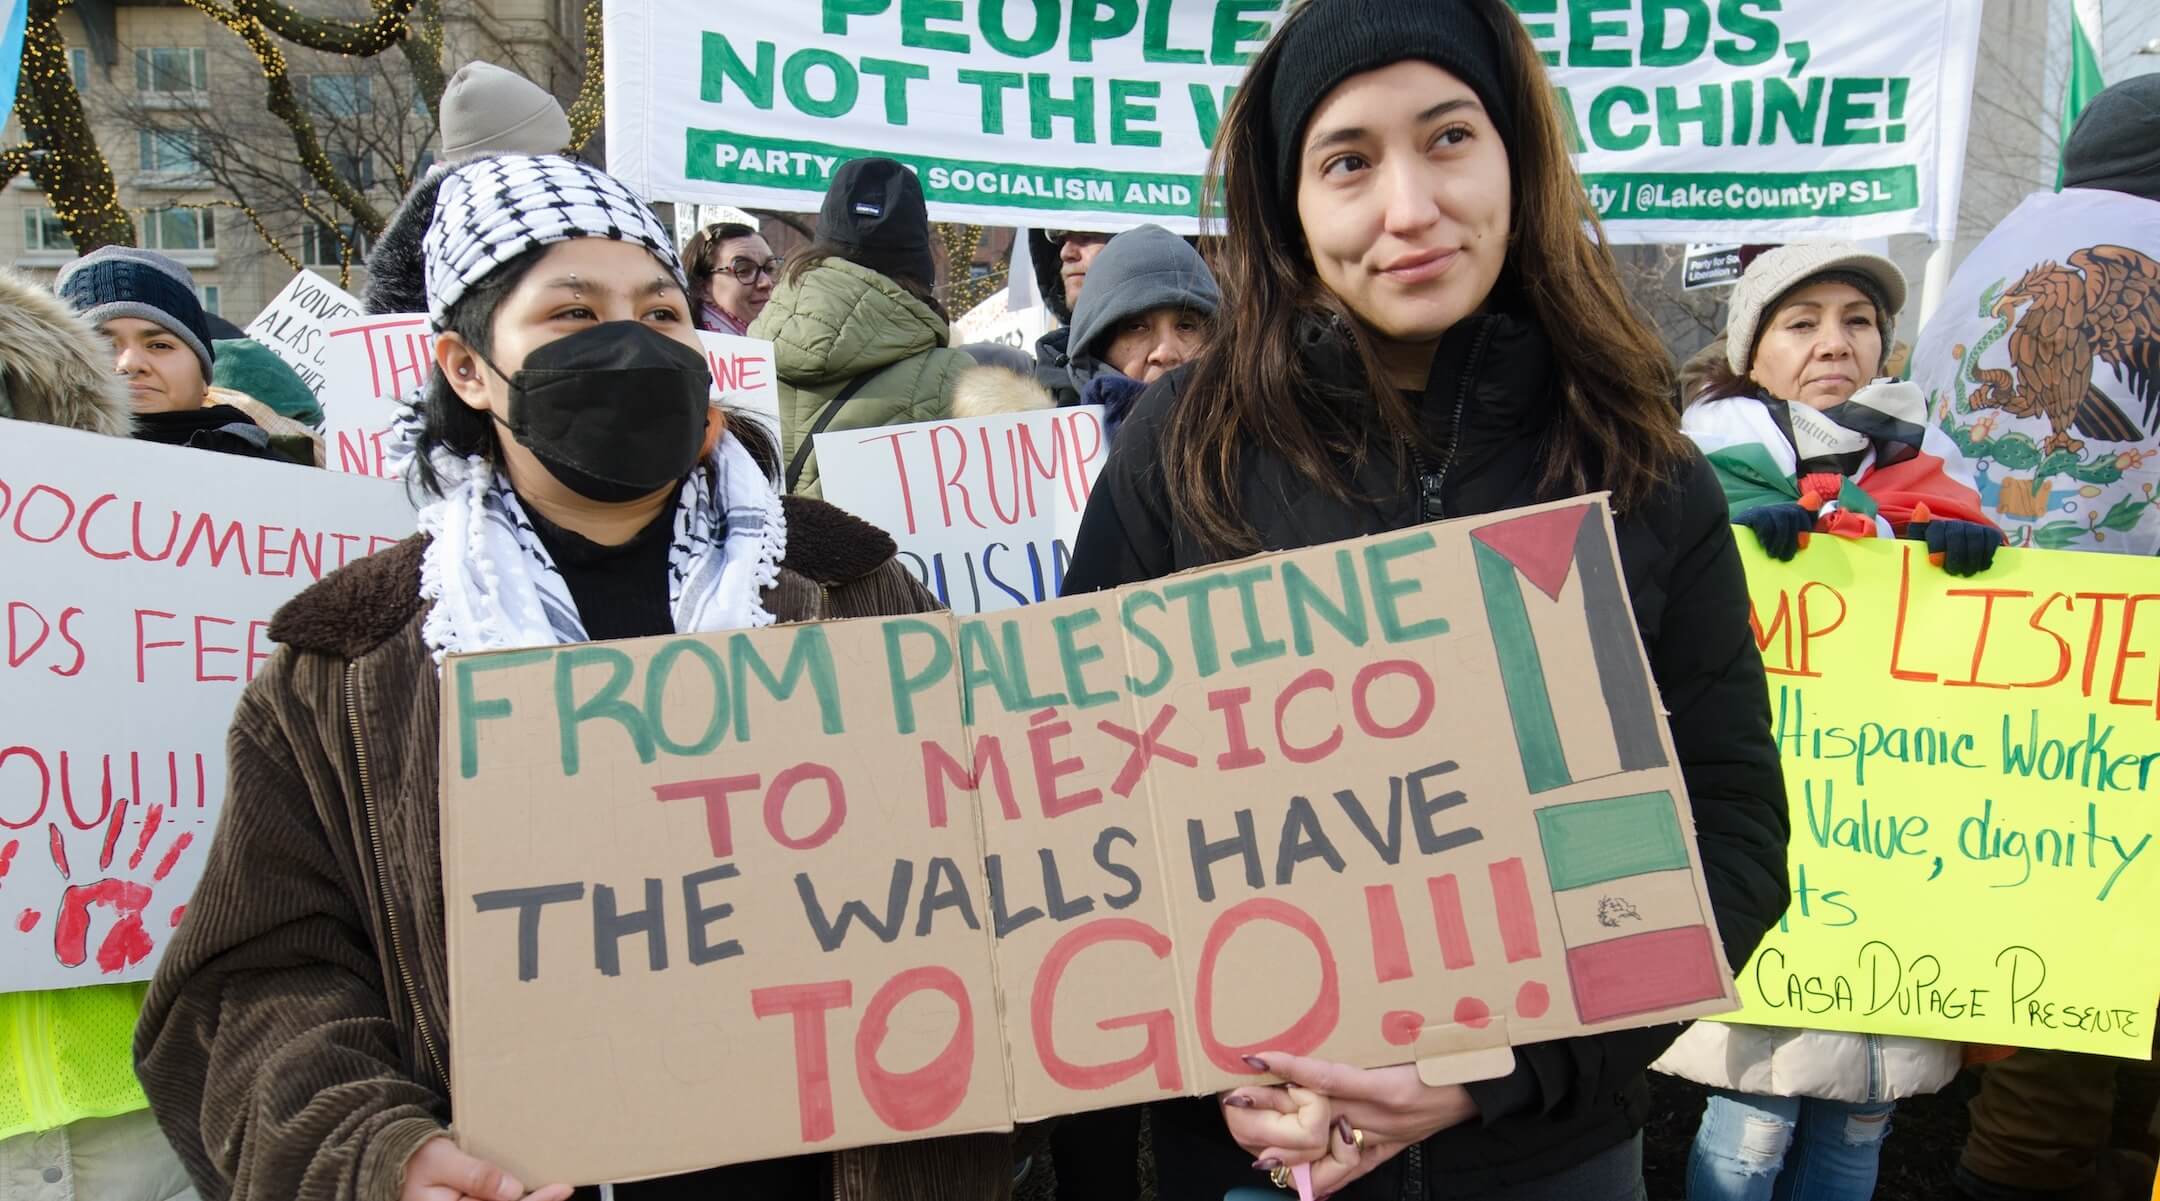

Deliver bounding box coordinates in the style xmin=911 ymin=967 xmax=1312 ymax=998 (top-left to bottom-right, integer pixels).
xmin=1060 ymin=0 xmax=1791 ymax=1197
xmin=133 ymin=155 xmax=1012 ymax=1201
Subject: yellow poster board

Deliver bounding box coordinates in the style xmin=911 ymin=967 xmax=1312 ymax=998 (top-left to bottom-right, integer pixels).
xmin=1728 ymin=537 xmax=2158 ymax=1057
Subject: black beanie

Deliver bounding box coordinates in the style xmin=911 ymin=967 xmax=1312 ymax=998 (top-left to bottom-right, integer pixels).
xmin=817 ymin=157 xmax=936 ymax=290
xmin=1267 ymin=0 xmax=1516 ymax=203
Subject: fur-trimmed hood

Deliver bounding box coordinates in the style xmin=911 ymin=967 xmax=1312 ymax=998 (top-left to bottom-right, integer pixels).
xmin=0 ymin=268 xmax=133 ymax=438
xmin=950 ymin=364 xmax=1055 ymax=420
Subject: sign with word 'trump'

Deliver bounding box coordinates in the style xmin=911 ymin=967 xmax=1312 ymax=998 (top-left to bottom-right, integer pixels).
xmin=816 ymin=408 xmax=1107 ymax=613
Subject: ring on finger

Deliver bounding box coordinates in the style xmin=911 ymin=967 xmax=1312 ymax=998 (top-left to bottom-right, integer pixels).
xmin=1350 ymin=1126 xmax=1365 ymax=1149
xmin=1269 ymin=1165 xmax=1292 ymax=1190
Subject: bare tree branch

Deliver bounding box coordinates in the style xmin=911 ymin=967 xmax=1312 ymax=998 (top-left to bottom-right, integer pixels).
xmin=178 ymin=0 xmax=386 ymax=234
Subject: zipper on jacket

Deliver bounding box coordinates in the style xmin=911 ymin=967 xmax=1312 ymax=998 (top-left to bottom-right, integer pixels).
xmin=1407 ymin=317 xmax=1499 ymax=525
xmin=345 ymin=663 xmax=450 ymax=1094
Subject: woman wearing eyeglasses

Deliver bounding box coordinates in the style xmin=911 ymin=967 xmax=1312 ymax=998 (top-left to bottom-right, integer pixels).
xmin=684 ymin=221 xmax=780 ymax=336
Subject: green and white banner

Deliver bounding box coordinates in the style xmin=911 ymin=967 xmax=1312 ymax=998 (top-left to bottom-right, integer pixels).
xmin=604 ymin=0 xmax=1982 ymax=243
xmin=1523 ymin=0 xmax=1982 ymax=242
xmin=605 ymin=0 xmax=1257 ymax=233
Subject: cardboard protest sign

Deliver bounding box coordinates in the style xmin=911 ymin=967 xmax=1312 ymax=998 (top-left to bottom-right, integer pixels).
xmin=816 ymin=409 xmax=1107 ymax=613
xmin=1726 ymin=538 xmax=2160 ymax=1057
xmin=605 ymin=0 xmax=1249 ymax=232
xmin=697 ymin=330 xmax=781 ymax=441
xmin=1532 ymin=0 xmax=1981 ymax=243
xmin=244 ymin=270 xmax=363 ymax=402
xmin=441 ymin=497 xmax=1737 ymax=1184
xmin=0 ymin=422 xmax=416 ymax=991
xmin=323 ymin=312 xmax=432 ymax=480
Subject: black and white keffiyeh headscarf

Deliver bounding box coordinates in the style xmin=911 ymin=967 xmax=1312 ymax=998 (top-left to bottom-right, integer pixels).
xmin=396 ymin=154 xmax=785 ymax=660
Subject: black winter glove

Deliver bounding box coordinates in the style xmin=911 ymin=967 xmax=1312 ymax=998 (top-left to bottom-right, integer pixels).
xmin=1908 ymin=514 xmax=2000 ymax=577
xmin=1737 ymin=503 xmax=1815 ymax=561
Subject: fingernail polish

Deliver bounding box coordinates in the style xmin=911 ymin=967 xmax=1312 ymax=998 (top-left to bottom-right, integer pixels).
xmin=1242 ymin=1055 xmax=1270 ymax=1071
xmin=1253 ymin=1158 xmax=1282 ymax=1171
xmin=1224 ymin=1094 xmax=1254 ymax=1108
xmin=1335 ymin=1116 xmax=1353 ymax=1144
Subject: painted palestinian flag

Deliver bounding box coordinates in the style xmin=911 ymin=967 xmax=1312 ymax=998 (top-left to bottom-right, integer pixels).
xmin=1468 ymin=503 xmax=1668 ymax=796
xmin=1535 ymin=791 xmax=1729 ymax=1023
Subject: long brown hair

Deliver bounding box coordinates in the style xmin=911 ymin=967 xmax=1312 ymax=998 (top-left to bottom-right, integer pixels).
xmin=1163 ymin=0 xmax=1688 ymax=554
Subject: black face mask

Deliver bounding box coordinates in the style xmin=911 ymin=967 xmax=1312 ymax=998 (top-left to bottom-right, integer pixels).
xmin=480 ymin=321 xmax=712 ymax=503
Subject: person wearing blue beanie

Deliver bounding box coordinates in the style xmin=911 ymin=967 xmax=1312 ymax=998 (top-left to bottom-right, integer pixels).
xmin=56 ymin=247 xmax=281 ymax=460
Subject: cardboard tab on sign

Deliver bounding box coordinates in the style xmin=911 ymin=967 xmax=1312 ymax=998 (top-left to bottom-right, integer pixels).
xmin=439 ymin=496 xmax=1737 ymax=1184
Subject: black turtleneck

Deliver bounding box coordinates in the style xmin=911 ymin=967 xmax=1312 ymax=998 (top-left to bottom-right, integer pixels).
xmin=523 ymin=501 xmax=675 ymax=642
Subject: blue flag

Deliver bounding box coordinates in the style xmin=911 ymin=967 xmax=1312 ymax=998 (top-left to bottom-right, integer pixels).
xmin=0 ymin=0 xmax=27 ymax=134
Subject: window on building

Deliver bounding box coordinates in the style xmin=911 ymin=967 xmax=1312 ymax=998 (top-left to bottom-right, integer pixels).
xmin=195 ymin=284 xmax=221 ymax=315
xmin=302 ymin=220 xmax=368 ymax=268
xmin=138 ymin=129 xmax=206 ymax=173
xmin=67 ymin=48 xmax=90 ymax=91
xmin=23 ymin=209 xmax=74 ymax=252
xmin=141 ymin=207 xmax=216 ymax=251
xmin=329 ymin=149 xmax=375 ymax=191
xmin=305 ymin=74 xmax=373 ymax=117
xmin=134 ymin=47 xmax=208 ymax=95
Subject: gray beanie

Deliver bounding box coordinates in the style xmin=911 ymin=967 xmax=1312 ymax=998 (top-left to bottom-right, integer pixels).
xmin=2064 ymin=74 xmax=2160 ymax=202
xmin=54 ymin=246 xmax=216 ymax=379
xmin=439 ymin=61 xmax=572 ymax=163
xmin=1724 ymin=243 xmax=1906 ymax=375
xmin=1065 ymin=225 xmax=1221 ymax=388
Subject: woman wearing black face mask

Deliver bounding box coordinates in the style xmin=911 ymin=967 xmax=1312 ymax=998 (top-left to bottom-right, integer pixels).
xmin=134 ymin=156 xmax=1017 ymax=1201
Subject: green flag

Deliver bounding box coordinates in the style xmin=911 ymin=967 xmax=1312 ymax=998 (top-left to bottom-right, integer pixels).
xmin=2060 ymin=0 xmax=2106 ymax=187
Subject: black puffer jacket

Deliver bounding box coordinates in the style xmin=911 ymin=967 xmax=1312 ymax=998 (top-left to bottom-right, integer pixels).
xmin=1062 ymin=313 xmax=1790 ymax=1199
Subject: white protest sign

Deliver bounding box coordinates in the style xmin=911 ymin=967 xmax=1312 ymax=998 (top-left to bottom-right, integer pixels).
xmin=697 ymin=330 xmax=781 ymax=441
xmin=322 ymin=313 xmax=432 ymax=481
xmin=953 ymin=289 xmax=1060 ymax=354
xmin=244 ymin=271 xmax=363 ymax=402
xmin=0 ymin=422 xmax=415 ymax=991
xmin=606 ymin=1 xmax=1252 ymax=232
xmin=816 ymin=407 xmax=1107 ymax=613
xmin=1532 ymin=0 xmax=1982 ymax=243
xmin=671 ymin=203 xmax=760 ymax=248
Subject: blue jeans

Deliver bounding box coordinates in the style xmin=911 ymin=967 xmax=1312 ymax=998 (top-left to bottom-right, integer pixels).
xmin=1687 ymin=1090 xmax=1895 ymax=1201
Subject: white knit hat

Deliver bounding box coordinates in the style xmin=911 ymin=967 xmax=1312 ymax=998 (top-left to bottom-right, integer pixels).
xmin=1724 ymin=244 xmax=1907 ymax=374
xmin=439 ymin=61 xmax=571 ymax=163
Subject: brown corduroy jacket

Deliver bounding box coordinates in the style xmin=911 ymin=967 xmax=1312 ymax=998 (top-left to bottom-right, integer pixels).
xmin=134 ymin=495 xmax=1014 ymax=1201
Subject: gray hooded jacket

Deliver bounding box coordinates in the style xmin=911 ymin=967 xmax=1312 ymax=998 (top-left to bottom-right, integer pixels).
xmin=1062 ymin=224 xmax=1220 ymax=397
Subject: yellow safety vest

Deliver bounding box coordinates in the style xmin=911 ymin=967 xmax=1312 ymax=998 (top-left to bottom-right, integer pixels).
xmin=0 ymin=984 xmax=149 ymax=1141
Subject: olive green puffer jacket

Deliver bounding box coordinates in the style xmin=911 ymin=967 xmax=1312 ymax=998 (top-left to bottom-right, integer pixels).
xmin=751 ymin=257 xmax=973 ymax=497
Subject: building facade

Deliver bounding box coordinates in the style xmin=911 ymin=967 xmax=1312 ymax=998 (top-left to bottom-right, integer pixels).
xmin=1 ymin=0 xmax=585 ymax=324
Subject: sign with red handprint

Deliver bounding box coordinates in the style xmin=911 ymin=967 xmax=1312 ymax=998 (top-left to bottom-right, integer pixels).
xmin=1 ymin=422 xmax=413 ymax=990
